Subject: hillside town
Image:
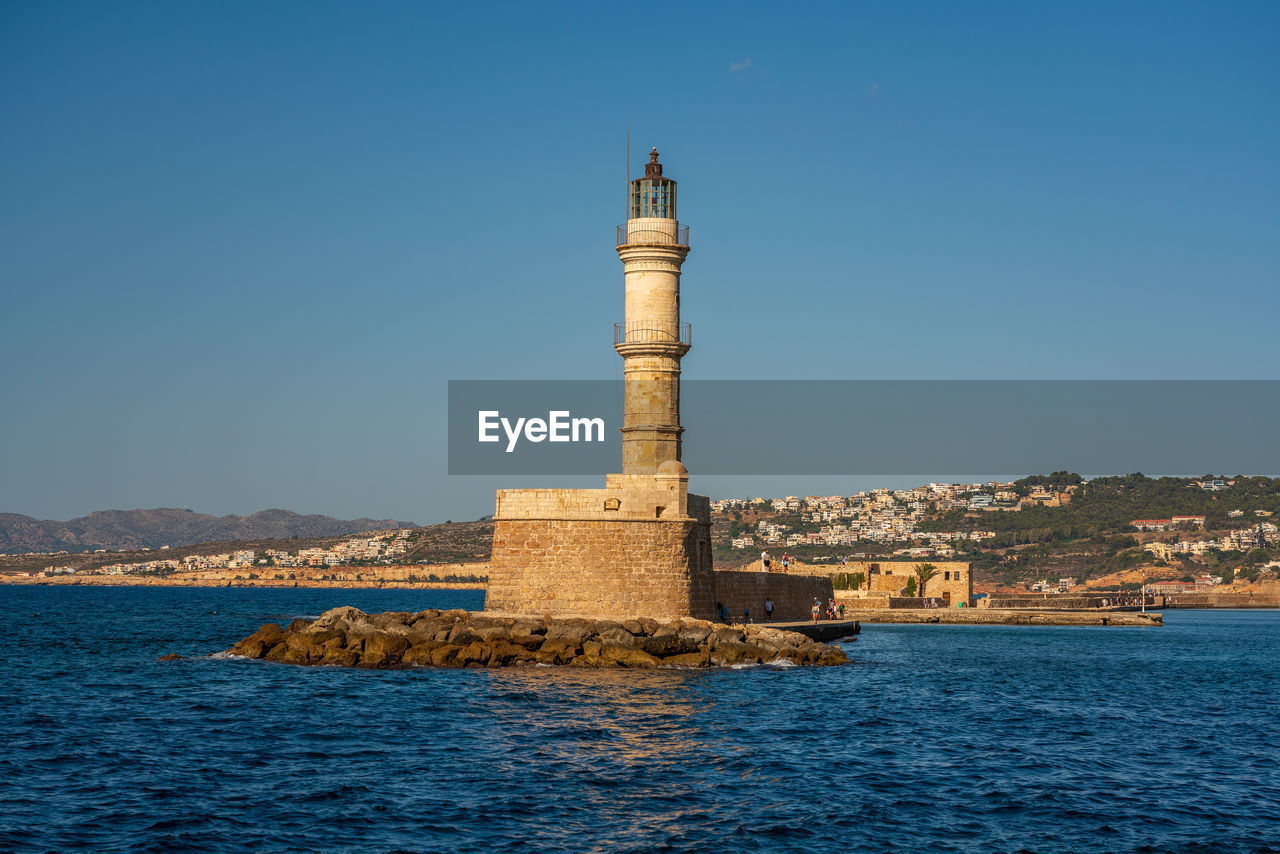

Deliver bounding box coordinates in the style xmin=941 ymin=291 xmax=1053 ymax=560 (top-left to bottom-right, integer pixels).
xmin=711 ymin=475 xmax=1280 ymax=592
xmin=36 ymin=531 xmax=414 ymax=578
xmin=714 ymin=481 xmax=1030 ymax=557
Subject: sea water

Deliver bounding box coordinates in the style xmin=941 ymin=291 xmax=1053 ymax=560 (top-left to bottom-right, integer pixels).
xmin=1 ymin=586 xmax=1277 ymax=853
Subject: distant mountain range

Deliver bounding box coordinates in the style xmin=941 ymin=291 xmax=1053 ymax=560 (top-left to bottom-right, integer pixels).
xmin=0 ymin=508 xmax=419 ymax=554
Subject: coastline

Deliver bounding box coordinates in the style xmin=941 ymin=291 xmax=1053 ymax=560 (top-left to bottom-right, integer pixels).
xmin=0 ymin=575 xmax=485 ymax=590
xmin=841 ymin=608 xmax=1163 ymax=626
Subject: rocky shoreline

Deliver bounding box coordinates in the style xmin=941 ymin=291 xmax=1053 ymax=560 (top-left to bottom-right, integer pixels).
xmin=226 ymin=607 xmax=850 ymax=669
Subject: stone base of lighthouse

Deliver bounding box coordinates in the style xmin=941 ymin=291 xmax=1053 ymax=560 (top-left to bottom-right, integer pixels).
xmin=485 ymin=463 xmax=835 ymax=623
xmin=485 ymin=463 xmax=719 ymax=621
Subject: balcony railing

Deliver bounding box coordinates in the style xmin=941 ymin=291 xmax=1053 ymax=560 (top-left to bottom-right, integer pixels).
xmin=614 ymin=321 xmax=692 ymax=346
xmin=616 ymin=222 xmax=690 ymax=247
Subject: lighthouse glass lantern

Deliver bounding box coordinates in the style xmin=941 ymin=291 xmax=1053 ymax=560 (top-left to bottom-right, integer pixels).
xmin=630 ymin=148 xmax=677 ymax=220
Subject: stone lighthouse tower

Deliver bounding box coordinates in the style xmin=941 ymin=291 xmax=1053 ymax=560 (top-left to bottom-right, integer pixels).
xmin=487 ymin=147 xmax=726 ymax=621
xmin=616 ymin=148 xmax=691 ymax=474
xmin=486 ymin=146 xmax=831 ymax=621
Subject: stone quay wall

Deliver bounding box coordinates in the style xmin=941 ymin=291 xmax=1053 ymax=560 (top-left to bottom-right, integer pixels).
xmin=1161 ymin=592 xmax=1280 ymax=609
xmin=984 ymin=594 xmax=1133 ymax=610
xmin=712 ymin=570 xmax=834 ymax=623
xmin=487 ymin=518 xmax=717 ymax=621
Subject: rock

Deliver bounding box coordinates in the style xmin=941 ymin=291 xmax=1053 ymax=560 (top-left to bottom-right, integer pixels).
xmin=476 ymin=625 xmax=510 ymax=642
xmin=278 ymin=631 xmax=331 ymax=664
xmin=485 ymin=641 xmax=529 ymax=667
xmin=816 ymin=647 xmax=849 ymax=666
xmin=402 ymin=641 xmax=445 ymax=665
xmin=599 ymin=643 xmax=660 ymax=668
xmin=544 ymin=620 xmax=593 ymax=644
xmin=640 ymin=631 xmax=692 ymax=657
xmin=677 ymin=617 xmax=716 ymax=630
xmin=511 ymin=619 xmax=547 ymax=637
xmin=538 ymin=638 xmax=582 ymax=663
xmin=231 ymin=622 xmax=285 ymax=659
xmin=456 ymin=641 xmax=491 ymax=667
xmin=597 ymin=626 xmax=639 ymax=648
xmin=429 ymin=644 xmax=463 ymax=667
xmin=320 ymin=646 xmax=361 ymax=667
xmin=264 ymin=641 xmax=308 ymax=665
xmin=410 ymin=617 xmax=446 ymax=635
xmin=710 ymin=627 xmax=745 ymax=647
xmin=308 ymin=606 xmax=363 ymax=633
xmin=158 ymin=653 xmax=182 ymax=661
xmin=508 ymin=632 xmax=545 ymax=651
xmin=223 ymin=610 xmax=848 ymax=670
xmin=710 ymin=640 xmax=762 ymax=666
xmin=376 ymin=611 xmax=415 ymax=627
xmin=361 ymin=634 xmax=409 ymax=666
xmin=448 ymin=624 xmax=483 ymax=645
xmin=677 ymin=626 xmax=713 ymax=646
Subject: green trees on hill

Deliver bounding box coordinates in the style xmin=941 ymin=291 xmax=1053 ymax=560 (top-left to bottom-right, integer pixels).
xmin=936 ymin=474 xmax=1280 ymax=543
xmin=1015 ymin=471 xmax=1084 ymax=493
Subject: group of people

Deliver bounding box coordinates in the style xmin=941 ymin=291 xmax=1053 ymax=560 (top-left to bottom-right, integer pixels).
xmin=811 ymin=597 xmax=845 ymax=621
xmin=1099 ymin=596 xmax=1151 ymax=608
xmin=759 ymin=550 xmax=796 ymax=573
xmin=712 ymin=596 xmax=855 ymax=623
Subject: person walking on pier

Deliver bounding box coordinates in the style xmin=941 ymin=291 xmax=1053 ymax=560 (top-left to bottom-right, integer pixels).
xmin=765 ymin=598 xmax=774 ymax=621
xmin=761 ymin=550 xmax=771 ymax=572
xmin=811 ymin=598 xmax=821 ymax=622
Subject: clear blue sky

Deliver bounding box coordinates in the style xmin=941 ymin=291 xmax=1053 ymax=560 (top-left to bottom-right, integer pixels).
xmin=2 ymin=1 xmax=1277 ymax=523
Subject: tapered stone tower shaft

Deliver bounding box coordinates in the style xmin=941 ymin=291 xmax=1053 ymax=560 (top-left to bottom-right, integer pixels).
xmin=615 ymin=148 xmax=691 ymax=474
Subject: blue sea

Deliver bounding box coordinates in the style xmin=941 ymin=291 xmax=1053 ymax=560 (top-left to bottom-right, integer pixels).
xmin=2 ymin=587 xmax=1277 ymax=854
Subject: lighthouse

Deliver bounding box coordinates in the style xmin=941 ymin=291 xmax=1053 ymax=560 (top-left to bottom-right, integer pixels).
xmin=615 ymin=148 xmax=691 ymax=475
xmin=485 ymin=146 xmax=833 ymax=622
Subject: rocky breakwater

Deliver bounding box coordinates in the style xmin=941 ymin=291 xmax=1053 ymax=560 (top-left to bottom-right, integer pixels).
xmin=227 ymin=607 xmax=849 ymax=669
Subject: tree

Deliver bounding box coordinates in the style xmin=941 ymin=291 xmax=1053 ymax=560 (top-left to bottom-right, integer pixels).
xmin=906 ymin=577 xmax=917 ymax=597
xmin=914 ymin=562 xmax=939 ymax=598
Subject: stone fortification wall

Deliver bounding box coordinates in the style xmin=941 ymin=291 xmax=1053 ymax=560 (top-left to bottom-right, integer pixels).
xmin=835 ymin=591 xmax=892 ymax=608
xmin=837 ymin=560 xmax=973 ymax=606
xmin=712 ymin=571 xmax=834 ymax=623
xmin=487 ymin=518 xmax=715 ymax=621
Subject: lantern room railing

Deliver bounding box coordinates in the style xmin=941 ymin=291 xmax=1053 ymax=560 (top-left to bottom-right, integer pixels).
xmin=616 ymin=222 xmax=690 ymax=248
xmin=614 ymin=321 xmax=692 ymax=346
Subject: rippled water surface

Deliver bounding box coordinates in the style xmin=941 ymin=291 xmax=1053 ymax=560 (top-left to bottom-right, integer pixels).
xmin=2 ymin=587 xmax=1278 ymax=853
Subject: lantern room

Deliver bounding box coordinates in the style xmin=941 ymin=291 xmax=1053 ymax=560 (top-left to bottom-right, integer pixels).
xmin=629 ymin=147 xmax=677 ymax=220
